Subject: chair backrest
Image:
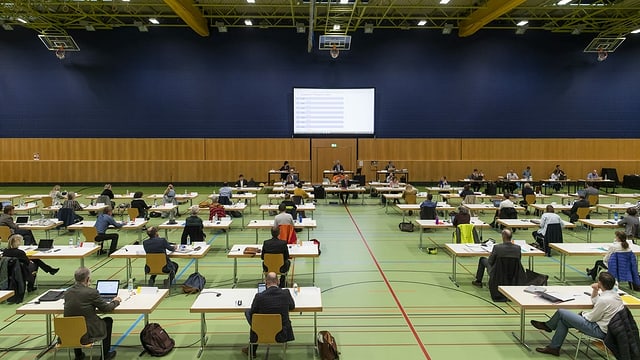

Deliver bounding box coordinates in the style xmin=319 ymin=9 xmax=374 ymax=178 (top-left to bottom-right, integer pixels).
xmin=263 ymin=253 xmax=286 ymax=274
xmin=543 ymin=223 xmax=563 ymax=256
xmin=456 ymin=224 xmax=479 ymax=244
xmin=587 ymin=194 xmax=599 ymax=206
xmin=404 ymin=193 xmax=417 ymax=204
xmin=218 ymin=195 xmax=232 ymax=205
xmin=462 ymin=195 xmax=476 ymax=204
xmin=489 ymin=257 xmax=526 ymax=301
xmin=0 ymin=226 xmax=12 ymax=243
xmin=41 ymin=197 xmax=53 ymax=208
xmin=181 ymin=225 xmax=205 ymax=244
xmin=251 ymin=314 xmax=283 ymax=344
xmin=96 ymin=195 xmax=110 ymax=206
xmin=292 ymin=196 xmax=303 ymax=205
xmin=499 ymin=207 xmax=518 ymax=219
xmin=54 ymin=316 xmax=88 ymax=348
xmin=127 ymin=207 xmax=139 ymax=221
xmin=524 ymin=194 xmax=536 ymax=205
xmin=278 ymin=224 xmax=297 ymax=245
xmin=57 ymin=207 xmax=75 ymax=226
xmin=576 ymin=207 xmax=591 ymax=219
xmin=145 ymin=253 xmax=168 ymax=275
xmin=81 ymin=227 xmax=98 ymax=242
xmin=419 ymin=206 xmax=436 ymax=220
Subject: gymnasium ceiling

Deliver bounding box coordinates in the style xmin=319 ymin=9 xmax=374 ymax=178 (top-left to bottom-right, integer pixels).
xmin=1 ymin=0 xmax=639 ymax=50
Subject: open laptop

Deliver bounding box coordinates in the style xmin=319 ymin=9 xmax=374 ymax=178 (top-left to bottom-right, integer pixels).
xmin=257 ymin=283 xmax=266 ymax=294
xmin=35 ymin=239 xmax=54 ymax=252
xmin=96 ymin=280 xmax=120 ymax=302
xmin=14 ymin=215 xmax=30 ymax=224
xmin=492 ymin=199 xmax=502 ymax=207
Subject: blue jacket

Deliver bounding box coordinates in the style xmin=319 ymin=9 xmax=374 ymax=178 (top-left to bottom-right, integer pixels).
xmin=608 ymin=252 xmax=640 ymax=285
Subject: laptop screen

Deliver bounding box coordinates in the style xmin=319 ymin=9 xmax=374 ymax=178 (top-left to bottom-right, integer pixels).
xmin=37 ymin=239 xmax=54 ymax=249
xmin=15 ymin=216 xmax=30 ymax=224
xmin=96 ymin=280 xmax=120 ymax=296
xmin=492 ymin=200 xmax=502 ymax=207
xmin=257 ymin=283 xmax=266 ymax=293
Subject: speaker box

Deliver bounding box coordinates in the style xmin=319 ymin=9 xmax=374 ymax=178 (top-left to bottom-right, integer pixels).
xmin=352 ymin=175 xmax=366 ymax=186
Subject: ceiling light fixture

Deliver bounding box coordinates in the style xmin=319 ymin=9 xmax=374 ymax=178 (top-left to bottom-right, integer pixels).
xmin=244 ymin=19 xmax=253 ymax=26
xmin=631 ymin=28 xmax=640 ymax=34
xmin=557 ymin=0 xmax=571 ymax=4
xmin=333 ymin=24 xmax=340 ymax=31
xmin=516 ymin=20 xmax=528 ymax=27
xmin=149 ymin=18 xmax=159 ymax=25
xmin=515 ymin=26 xmax=528 ymax=35
xmin=442 ymin=23 xmax=453 ymax=35
xmin=296 ymin=22 xmax=305 ymax=33
xmin=364 ymin=23 xmax=373 ymax=34
xmin=440 ymin=0 xmax=451 ymax=4
xmin=85 ymin=24 xmax=95 ymax=31
xmin=247 ymin=0 xmax=255 ymax=3
xmin=417 ymin=20 xmax=427 ymax=26
xmin=134 ymin=21 xmax=148 ymax=32
xmin=16 ymin=17 xmax=27 ymax=24
xmin=215 ymin=21 xmax=227 ymax=32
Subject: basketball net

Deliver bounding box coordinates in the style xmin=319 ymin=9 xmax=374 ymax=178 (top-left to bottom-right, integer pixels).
xmin=55 ymin=46 xmax=65 ymax=59
xmin=597 ymin=48 xmax=608 ymax=62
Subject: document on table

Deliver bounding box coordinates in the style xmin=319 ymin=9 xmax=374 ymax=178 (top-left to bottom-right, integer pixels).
xmin=465 ymin=244 xmax=492 ymax=252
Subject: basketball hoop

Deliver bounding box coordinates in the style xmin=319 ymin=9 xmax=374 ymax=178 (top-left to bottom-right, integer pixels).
xmin=55 ymin=46 xmax=65 ymax=60
xmin=329 ymin=44 xmax=339 ymax=59
xmin=597 ymin=48 xmax=608 ymax=62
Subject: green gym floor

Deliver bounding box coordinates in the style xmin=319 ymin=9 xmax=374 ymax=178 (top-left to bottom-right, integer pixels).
xmin=0 ymin=184 xmax=637 ymax=360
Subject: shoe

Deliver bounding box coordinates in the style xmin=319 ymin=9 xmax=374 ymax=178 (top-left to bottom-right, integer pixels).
xmin=50 ymin=268 xmax=59 ymax=275
xmin=535 ymin=346 xmax=560 ymax=356
xmin=103 ymin=350 xmax=117 ymax=360
xmin=471 ymin=280 xmax=483 ymax=288
xmin=27 ymin=286 xmax=37 ymax=292
xmin=531 ymin=320 xmax=552 ymax=333
xmin=241 ymin=347 xmax=257 ymax=358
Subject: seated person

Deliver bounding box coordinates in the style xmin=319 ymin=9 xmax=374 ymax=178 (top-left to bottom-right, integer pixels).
xmin=49 ymin=184 xmax=66 ymax=206
xmin=562 ymin=194 xmax=590 ymax=222
xmin=438 ymin=176 xmax=449 ymax=187
xmin=247 ymin=177 xmax=257 ymax=187
xmin=505 ymin=169 xmax=519 ymax=193
xmin=0 ymin=205 xmax=36 ymax=245
xmin=274 ymin=203 xmax=294 ymax=227
xmin=331 ymin=172 xmax=345 ymax=185
xmin=262 ymin=227 xmax=291 ymax=288
xmin=491 ymin=193 xmax=517 ymax=228
xmin=531 ymin=205 xmax=564 ymax=249
xmin=585 ymin=183 xmax=600 ymax=199
xmin=472 ymin=229 xmax=520 ymax=287
xmin=285 ymin=168 xmax=299 ymax=185
xmin=452 ymin=206 xmax=471 ymax=227
xmin=522 ymin=166 xmax=532 ymax=180
xmin=208 ymin=196 xmax=227 ymax=221
xmin=384 ymin=161 xmax=396 ymax=171
xmin=143 ymin=226 xmax=179 ymax=286
xmin=131 ymin=191 xmax=151 ymax=219
xmin=100 ymin=183 xmax=116 ymax=208
xmin=332 ymin=160 xmax=344 ymax=173
xmin=5 ymin=234 xmax=59 ymax=292
xmin=293 ymin=183 xmax=310 ymax=201
xmin=419 ymin=194 xmax=437 ymax=220
xmin=183 ymin=206 xmax=205 ymax=243
xmin=218 ymin=183 xmax=233 ymax=204
xmin=469 ymin=169 xmax=484 ymax=192
xmin=530 ymin=272 xmax=623 ymax=357
xmin=94 ymin=207 xmax=122 ymax=255
xmin=235 ymin=174 xmax=248 ymax=188
xmin=586 ymin=231 xmax=631 ymax=280
xmin=420 ymin=194 xmax=437 ymax=208
xmin=618 ymin=207 xmax=639 ymax=238
xmin=280 ymin=194 xmax=297 ymax=219
xmin=459 ymin=184 xmax=475 ymax=200
xmin=402 ymin=184 xmax=418 ymax=204
xmin=338 ymin=175 xmax=351 ymax=204
xmin=388 ymin=175 xmax=400 ymax=188
xmin=519 ymin=183 xmax=535 ymax=208
xmin=587 ymin=169 xmax=600 ymax=180
xmin=62 ymin=191 xmax=84 ymax=223
xmin=279 ymin=161 xmax=290 ymax=180
xmin=162 ymin=184 xmax=177 ymax=219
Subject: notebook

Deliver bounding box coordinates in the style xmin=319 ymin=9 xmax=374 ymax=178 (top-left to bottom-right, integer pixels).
xmin=35 ymin=239 xmax=54 ymax=252
xmin=539 ymin=291 xmax=574 ymax=303
xmin=14 ymin=216 xmax=30 ymax=224
xmin=39 ymin=290 xmax=65 ymax=302
xmin=96 ymin=280 xmax=120 ymax=302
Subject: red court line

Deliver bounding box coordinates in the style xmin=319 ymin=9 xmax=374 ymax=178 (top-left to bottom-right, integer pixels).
xmin=344 ymin=206 xmax=432 ymax=360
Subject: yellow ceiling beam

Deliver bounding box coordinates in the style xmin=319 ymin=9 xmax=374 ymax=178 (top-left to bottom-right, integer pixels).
xmin=458 ymin=0 xmax=526 ymax=37
xmin=163 ymin=0 xmax=209 ymax=37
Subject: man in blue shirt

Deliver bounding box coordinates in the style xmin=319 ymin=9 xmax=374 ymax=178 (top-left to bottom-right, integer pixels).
xmin=218 ymin=182 xmax=233 ymax=205
xmin=94 ymin=207 xmax=122 ymax=255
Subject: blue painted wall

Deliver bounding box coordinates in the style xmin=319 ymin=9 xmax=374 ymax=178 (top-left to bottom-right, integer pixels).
xmin=1 ymin=27 xmax=638 ymax=138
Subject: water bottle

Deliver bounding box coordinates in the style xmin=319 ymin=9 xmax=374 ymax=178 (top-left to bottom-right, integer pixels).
xmin=128 ymin=278 xmax=134 ymax=293
xmin=298 ymin=213 xmax=303 ymax=223
xmin=293 ymin=283 xmax=299 ymax=296
xmin=214 ymin=213 xmax=218 ymax=222
xmin=69 ymin=238 xmax=74 ymax=247
xmin=186 ymin=235 xmax=191 ymax=246
xmin=604 ymin=174 xmax=608 ymax=181
xmin=435 ymin=216 xmax=439 ymax=225
xmin=614 ymin=212 xmax=619 ymax=221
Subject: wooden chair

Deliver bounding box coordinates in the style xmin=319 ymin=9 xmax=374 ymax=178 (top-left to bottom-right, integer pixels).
xmin=127 ymin=207 xmax=139 ymax=221
xmin=145 ymin=253 xmax=172 ymax=290
xmin=249 ymin=314 xmax=287 ymax=359
xmin=41 ymin=196 xmax=54 ymax=217
xmin=0 ymin=226 xmax=12 ymax=244
xmin=576 ymin=207 xmax=591 ymax=220
xmin=524 ymin=194 xmax=536 ymax=214
xmin=587 ymin=194 xmax=599 ymax=213
xmin=53 ymin=316 xmax=102 ymax=360
xmin=81 ymin=227 xmax=106 ymax=256
xmin=263 ymin=253 xmax=287 ymax=285
xmin=403 ymin=193 xmax=417 ymax=204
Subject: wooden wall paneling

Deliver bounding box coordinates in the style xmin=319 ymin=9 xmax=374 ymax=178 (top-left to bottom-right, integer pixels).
xmin=358 ymin=139 xmax=462 ymax=161
xmin=203 ymin=139 xmax=310 ymax=161
xmin=311 ymin=139 xmax=357 ymax=183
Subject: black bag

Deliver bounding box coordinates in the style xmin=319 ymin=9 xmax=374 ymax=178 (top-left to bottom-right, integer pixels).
xmin=181 ymin=272 xmax=206 ymax=294
xmin=311 ymin=238 xmax=322 ymax=255
xmin=140 ymin=323 xmax=175 ymax=357
xmin=399 ymin=222 xmax=414 ymax=232
xmin=317 ymin=330 xmax=340 ymax=360
xmin=149 ymin=211 xmax=162 ymax=218
xmin=525 ymin=269 xmax=549 ymax=286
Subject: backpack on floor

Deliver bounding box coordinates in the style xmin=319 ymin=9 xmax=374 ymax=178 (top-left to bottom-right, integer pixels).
xmin=181 ymin=272 xmax=206 ymax=294
xmin=311 ymin=238 xmax=322 ymax=255
xmin=139 ymin=323 xmax=175 ymax=357
xmin=317 ymin=330 xmax=340 ymax=360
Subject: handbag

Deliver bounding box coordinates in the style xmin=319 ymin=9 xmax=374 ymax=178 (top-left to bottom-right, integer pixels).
xmin=398 ymin=222 xmax=414 ymax=232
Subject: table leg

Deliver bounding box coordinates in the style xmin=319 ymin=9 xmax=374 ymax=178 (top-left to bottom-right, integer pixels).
xmin=554 ymin=253 xmax=567 ymax=282
xmin=164 ymin=229 xmax=169 ymax=239
xmin=448 ymin=254 xmax=459 ymax=286
xmin=587 ymin=227 xmax=592 ymax=243
xmin=419 ymin=228 xmax=424 ymax=250
xmin=126 ymin=258 xmax=132 ymax=281
xmin=528 ymin=256 xmax=534 ymax=271
xmin=255 ymin=229 xmax=259 ymax=244
xmin=510 ymin=307 xmax=531 ymax=350
xmin=233 ymin=258 xmax=238 ymax=287
xmin=307 ymin=228 xmax=311 ymax=241
xmin=195 ymin=259 xmax=199 ymax=273
xmin=402 ymin=211 xmax=406 ymax=222
xmin=242 ymin=216 xmax=245 ymax=228
xmin=144 ymin=314 xmax=149 ymax=325
xmin=34 ymin=314 xmax=56 ymax=359
xmin=197 ymin=313 xmax=208 ymax=358
xmin=312 ymin=258 xmax=316 ymax=286
xmin=225 ymin=230 xmax=230 ymax=251
xmin=80 ymin=258 xmax=85 ymax=268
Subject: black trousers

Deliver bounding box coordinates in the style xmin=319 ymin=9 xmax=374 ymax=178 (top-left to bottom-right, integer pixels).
xmin=475 ymin=257 xmax=490 ymax=282
xmin=16 ymin=229 xmax=36 ymax=245
xmin=95 ymin=233 xmax=119 ymax=254
xmin=74 ymin=316 xmax=113 ymax=358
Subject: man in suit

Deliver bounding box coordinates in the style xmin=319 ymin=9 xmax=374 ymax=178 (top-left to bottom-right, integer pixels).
xmin=0 ymin=205 xmax=36 ymax=245
xmin=142 ymin=226 xmax=178 ymax=287
xmin=562 ymin=193 xmax=590 ymax=222
xmin=472 ymin=229 xmax=521 ymax=287
xmin=64 ymin=267 xmax=120 ymax=360
xmin=242 ymin=272 xmax=295 ymax=358
xmin=262 ymin=227 xmax=290 ymax=288
xmin=332 ymin=160 xmax=345 ymax=174
xmin=235 ymin=174 xmax=248 ymax=188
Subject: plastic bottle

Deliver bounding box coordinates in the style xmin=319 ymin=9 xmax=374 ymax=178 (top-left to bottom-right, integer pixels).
xmin=614 ymin=212 xmax=619 ymax=221
xmin=186 ymin=235 xmax=191 ymax=246
xmin=435 ymin=216 xmax=439 ymax=225
xmin=69 ymin=238 xmax=74 ymax=247
xmin=604 ymin=174 xmax=608 ymax=181
xmin=293 ymin=283 xmax=299 ymax=296
xmin=128 ymin=278 xmax=134 ymax=293
xmin=214 ymin=213 xmax=218 ymax=222
xmin=298 ymin=213 xmax=303 ymax=223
